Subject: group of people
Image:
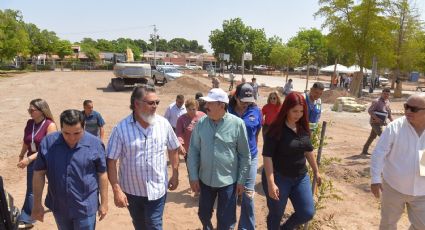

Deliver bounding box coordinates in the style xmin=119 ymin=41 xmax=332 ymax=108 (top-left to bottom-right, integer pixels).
xmin=19 ymin=77 xmax=425 ymax=230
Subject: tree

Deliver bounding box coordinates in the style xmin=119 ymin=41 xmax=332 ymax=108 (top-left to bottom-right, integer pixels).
xmin=385 ymin=0 xmax=423 ymax=97
xmin=56 ymin=40 xmax=73 ymax=60
xmin=0 ymin=9 xmax=29 ymax=62
xmin=168 ymin=38 xmax=190 ymax=52
xmin=316 ymin=0 xmax=392 ymax=97
xmin=25 ymin=23 xmax=43 ymax=59
xmin=95 ymin=39 xmax=114 ymax=52
xmin=209 ymin=18 xmax=269 ymax=65
xmin=269 ymin=43 xmax=302 ymax=82
xmin=287 ymin=28 xmax=327 ymax=68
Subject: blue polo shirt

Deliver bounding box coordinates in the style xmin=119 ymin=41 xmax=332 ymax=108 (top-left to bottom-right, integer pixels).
xmin=34 ymin=131 xmax=106 ymax=219
xmin=82 ymin=111 xmax=105 ymax=137
xmin=229 ymin=105 xmax=262 ymax=158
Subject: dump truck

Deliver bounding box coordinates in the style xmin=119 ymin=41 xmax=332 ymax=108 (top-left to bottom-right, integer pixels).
xmin=111 ymin=63 xmax=154 ymax=91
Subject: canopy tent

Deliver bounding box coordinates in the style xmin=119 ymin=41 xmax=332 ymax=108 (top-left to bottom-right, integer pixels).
xmin=347 ymin=65 xmax=372 ymax=74
xmin=319 ymin=64 xmax=351 ymax=74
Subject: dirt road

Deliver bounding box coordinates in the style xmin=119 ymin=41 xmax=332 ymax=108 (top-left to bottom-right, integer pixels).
xmin=0 ymin=71 xmax=410 ymax=229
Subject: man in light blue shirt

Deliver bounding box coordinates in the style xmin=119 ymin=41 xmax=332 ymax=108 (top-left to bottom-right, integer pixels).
xmin=187 ymin=88 xmax=251 ymax=230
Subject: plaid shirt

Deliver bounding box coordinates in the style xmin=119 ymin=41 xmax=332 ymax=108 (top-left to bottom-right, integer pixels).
xmin=368 ymin=97 xmax=392 ymax=125
xmin=107 ymin=114 xmax=179 ymax=200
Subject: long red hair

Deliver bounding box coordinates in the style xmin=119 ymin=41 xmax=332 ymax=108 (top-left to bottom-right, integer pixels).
xmin=267 ymin=92 xmax=310 ymax=139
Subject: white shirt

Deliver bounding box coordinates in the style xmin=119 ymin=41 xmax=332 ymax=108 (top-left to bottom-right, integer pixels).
xmin=107 ymin=114 xmax=180 ymax=200
xmin=164 ymin=102 xmax=186 ymax=128
xmin=371 ymin=116 xmax=425 ymax=196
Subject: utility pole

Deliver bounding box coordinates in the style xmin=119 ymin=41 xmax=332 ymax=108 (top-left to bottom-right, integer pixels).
xmin=151 ymin=25 xmax=158 ymax=66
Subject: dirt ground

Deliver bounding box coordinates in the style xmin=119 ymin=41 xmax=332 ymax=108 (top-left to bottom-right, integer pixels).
xmin=0 ymin=71 xmax=413 ymax=229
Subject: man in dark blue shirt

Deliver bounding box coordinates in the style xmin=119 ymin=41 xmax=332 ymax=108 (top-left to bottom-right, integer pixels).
xmin=32 ymin=109 xmax=108 ymax=230
xmin=82 ymin=100 xmax=105 ymax=142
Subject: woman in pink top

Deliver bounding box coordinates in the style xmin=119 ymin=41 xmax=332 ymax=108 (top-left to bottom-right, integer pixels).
xmin=261 ymin=91 xmax=282 ymax=136
xmin=176 ymin=98 xmax=206 ymax=159
xmin=17 ymin=99 xmax=57 ymax=228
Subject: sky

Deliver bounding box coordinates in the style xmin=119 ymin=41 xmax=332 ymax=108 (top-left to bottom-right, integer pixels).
xmin=1 ymin=0 xmax=425 ymax=52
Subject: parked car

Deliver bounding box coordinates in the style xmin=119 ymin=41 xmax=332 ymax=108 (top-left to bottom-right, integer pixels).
xmin=185 ymin=63 xmax=202 ymax=70
xmin=253 ymin=65 xmax=267 ymax=71
xmin=152 ymin=67 xmax=182 ymax=85
xmin=367 ymin=75 xmax=389 ymax=88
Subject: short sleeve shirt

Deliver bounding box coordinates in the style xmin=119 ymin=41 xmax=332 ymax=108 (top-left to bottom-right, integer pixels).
xmin=83 ymin=111 xmax=105 ymax=137
xmin=33 ymin=132 xmax=106 ymax=219
xmin=263 ymin=125 xmax=313 ymax=177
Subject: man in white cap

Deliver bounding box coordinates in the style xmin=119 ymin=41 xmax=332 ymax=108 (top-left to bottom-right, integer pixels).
xmin=187 ymin=88 xmax=251 ymax=230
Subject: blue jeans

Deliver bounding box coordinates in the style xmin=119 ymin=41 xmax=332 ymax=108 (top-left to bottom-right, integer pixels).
xmin=198 ymin=181 xmax=237 ymax=230
xmin=53 ymin=213 xmax=96 ymax=230
xmin=238 ymin=156 xmax=258 ymax=230
xmin=261 ymin=170 xmax=315 ymax=230
xmin=126 ymin=193 xmax=166 ymax=230
xmin=18 ymin=162 xmax=35 ymax=224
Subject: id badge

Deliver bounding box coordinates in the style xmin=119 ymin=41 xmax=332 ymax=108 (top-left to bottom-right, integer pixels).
xmin=30 ymin=142 xmax=37 ymax=153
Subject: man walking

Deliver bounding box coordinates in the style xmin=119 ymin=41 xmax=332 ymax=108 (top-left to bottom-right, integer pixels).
xmin=370 ymin=93 xmax=425 ymax=229
xmin=362 ymin=88 xmax=393 ymax=155
xmin=107 ymin=86 xmax=180 ymax=230
xmin=304 ymin=82 xmax=324 ymax=131
xmin=31 ymin=109 xmax=108 ymax=229
xmin=187 ymin=88 xmax=251 ymax=230
xmin=82 ymin=100 xmax=105 ymax=142
xmin=164 ymin=94 xmax=186 ymax=131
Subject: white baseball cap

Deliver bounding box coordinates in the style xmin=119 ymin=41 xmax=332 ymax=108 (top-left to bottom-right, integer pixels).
xmin=201 ymin=88 xmax=229 ymax=104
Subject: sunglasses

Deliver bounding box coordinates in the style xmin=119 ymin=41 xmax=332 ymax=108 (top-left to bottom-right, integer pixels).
xmin=404 ymin=103 xmax=425 ymax=113
xmin=27 ymin=108 xmax=38 ymax=114
xmin=143 ymin=100 xmax=160 ymax=106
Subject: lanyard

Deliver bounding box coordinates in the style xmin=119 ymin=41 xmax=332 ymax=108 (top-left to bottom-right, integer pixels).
xmin=32 ymin=119 xmax=46 ymax=144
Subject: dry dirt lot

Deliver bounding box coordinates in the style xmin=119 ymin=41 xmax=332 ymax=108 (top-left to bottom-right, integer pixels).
xmin=0 ymin=71 xmax=412 ymax=229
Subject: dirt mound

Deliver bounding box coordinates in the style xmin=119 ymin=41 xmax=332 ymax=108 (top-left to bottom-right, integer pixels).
xmin=321 ymin=89 xmax=351 ymax=104
xmin=158 ymin=76 xmax=211 ymax=96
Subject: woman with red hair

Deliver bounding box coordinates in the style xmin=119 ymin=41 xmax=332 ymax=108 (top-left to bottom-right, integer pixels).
xmin=261 ymin=92 xmax=321 ymax=230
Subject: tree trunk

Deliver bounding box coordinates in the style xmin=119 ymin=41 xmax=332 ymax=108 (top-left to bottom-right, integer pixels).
xmin=349 ymin=72 xmax=363 ymax=97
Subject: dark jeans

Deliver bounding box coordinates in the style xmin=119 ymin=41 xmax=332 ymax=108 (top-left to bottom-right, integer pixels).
xmin=362 ymin=123 xmax=383 ymax=154
xmin=126 ymin=193 xmax=166 ymax=230
xmin=198 ymin=181 xmax=237 ymax=230
xmin=53 ymin=213 xmax=96 ymax=230
xmin=261 ymin=170 xmax=315 ymax=230
xmin=18 ymin=162 xmax=35 ymax=224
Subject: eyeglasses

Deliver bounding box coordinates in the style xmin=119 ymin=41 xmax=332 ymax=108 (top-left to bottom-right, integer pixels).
xmin=404 ymin=103 xmax=425 ymax=113
xmin=143 ymin=100 xmax=160 ymax=106
xmin=27 ymin=108 xmax=38 ymax=114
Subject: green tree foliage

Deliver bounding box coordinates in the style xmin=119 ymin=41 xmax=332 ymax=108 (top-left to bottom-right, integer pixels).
xmin=316 ymin=0 xmax=393 ymax=96
xmin=0 ymin=9 xmax=29 ymax=62
xmin=56 ymin=40 xmax=73 ymax=60
xmin=209 ymin=18 xmax=268 ymax=65
xmin=168 ymin=38 xmax=190 ymax=52
xmin=287 ymin=28 xmax=328 ymax=67
xmin=269 ymin=43 xmax=302 ymax=81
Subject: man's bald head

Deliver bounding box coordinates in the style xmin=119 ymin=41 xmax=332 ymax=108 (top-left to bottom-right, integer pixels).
xmin=405 ymin=93 xmax=425 ymax=127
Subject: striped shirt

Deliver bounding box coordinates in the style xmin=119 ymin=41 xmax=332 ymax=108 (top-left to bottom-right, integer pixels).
xmin=107 ymin=113 xmax=180 ymax=200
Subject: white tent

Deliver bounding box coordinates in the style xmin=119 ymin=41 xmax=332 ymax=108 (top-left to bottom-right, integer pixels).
xmin=347 ymin=65 xmax=372 ymax=74
xmin=319 ymin=64 xmax=351 ymax=74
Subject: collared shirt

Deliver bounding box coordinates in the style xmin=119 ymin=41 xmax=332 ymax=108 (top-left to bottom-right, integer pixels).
xmin=263 ymin=125 xmax=313 ymax=177
xmin=107 ymin=114 xmax=180 ymax=200
xmin=368 ymin=97 xmax=392 ymax=125
xmin=82 ymin=110 xmax=105 ymax=137
xmin=176 ymin=111 xmax=206 ymax=152
xmin=187 ymin=113 xmax=251 ymax=187
xmin=371 ymin=116 xmax=425 ymax=196
xmin=228 ymin=105 xmax=262 ymax=158
xmin=164 ymin=102 xmax=186 ymax=128
xmin=33 ymin=131 xmax=106 ymax=218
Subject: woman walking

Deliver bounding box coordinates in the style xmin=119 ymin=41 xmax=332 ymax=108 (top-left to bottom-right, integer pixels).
xmin=17 ymin=99 xmax=57 ymax=228
xmin=262 ymin=92 xmax=321 ymax=230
